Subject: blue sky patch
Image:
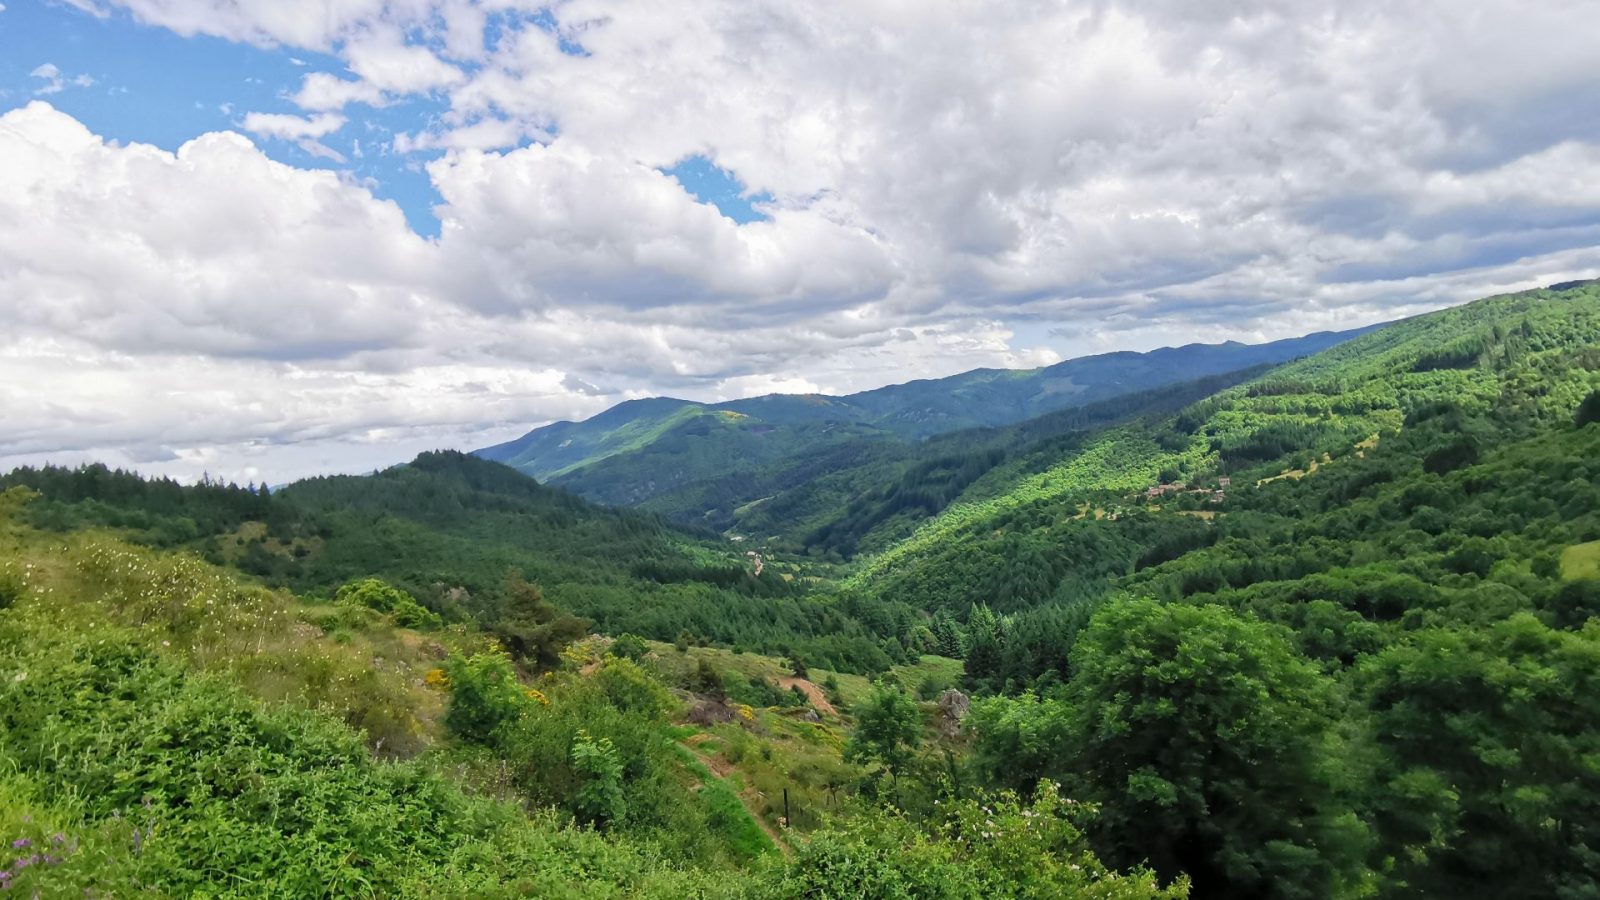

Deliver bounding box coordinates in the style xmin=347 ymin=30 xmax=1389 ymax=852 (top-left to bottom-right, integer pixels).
xmin=0 ymin=2 xmax=452 ymax=237
xmin=661 ymin=155 xmax=772 ymax=224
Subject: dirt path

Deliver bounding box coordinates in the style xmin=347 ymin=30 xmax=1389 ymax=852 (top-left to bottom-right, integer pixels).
xmin=778 ymin=676 xmax=837 ymax=716
xmin=700 ymin=750 xmax=735 ymax=778
xmin=740 ymin=784 xmax=791 ymax=855
xmin=681 ymin=739 xmax=791 ymax=856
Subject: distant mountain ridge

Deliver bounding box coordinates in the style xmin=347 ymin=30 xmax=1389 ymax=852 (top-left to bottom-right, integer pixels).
xmin=477 ymin=327 xmax=1383 ymax=510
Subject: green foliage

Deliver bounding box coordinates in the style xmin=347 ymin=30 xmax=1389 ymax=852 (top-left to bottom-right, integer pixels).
xmin=968 ymin=692 xmax=1074 ymax=792
xmin=609 ymin=632 xmax=650 ymax=660
xmin=483 ymin=329 xmax=1362 ymax=537
xmin=6 ymin=282 xmax=1600 ymax=897
xmin=444 ymin=649 xmax=528 ymax=743
xmin=861 ymin=283 xmax=1600 ymax=626
xmin=774 ymin=782 xmax=1188 ymax=900
xmin=1 ymin=451 xmax=899 ymax=674
xmin=493 ymin=670 xmax=762 ymax=864
xmin=495 ymin=575 xmax=589 ymax=670
xmin=338 ymin=575 xmax=442 ymax=629
xmin=726 ymin=673 xmax=806 ymax=709
xmin=1059 ymin=599 xmax=1367 ymax=899
xmin=0 ymin=570 xmax=21 ymax=611
xmin=691 ymin=657 xmax=725 ymax=697
xmin=0 ymin=622 xmax=736 ymax=898
xmin=845 ymin=681 xmax=923 ymax=790
xmin=391 ymin=595 xmax=444 ymax=629
xmin=0 ymin=470 xmax=1195 ymax=896
xmin=593 ymin=657 xmax=676 ymax=717
xmin=1359 ymin=615 xmax=1600 ymax=898
xmin=1578 ymin=389 xmax=1600 ymax=428
xmin=336 ymin=575 xmax=412 ymax=611
xmin=695 ymin=778 xmax=777 ymax=863
xmin=572 ymin=730 xmax=627 ymax=828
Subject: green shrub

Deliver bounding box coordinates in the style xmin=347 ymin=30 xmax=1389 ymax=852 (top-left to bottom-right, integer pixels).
xmin=1576 ymin=389 xmax=1600 ymax=428
xmin=727 ymin=673 xmax=803 ymax=709
xmin=335 ymin=576 xmax=413 ymax=612
xmin=609 ymin=633 xmax=650 ymax=660
xmin=692 ymin=657 xmax=725 ymax=699
xmin=775 ymin=783 xmax=1185 ymax=899
xmin=392 ymin=596 xmax=443 ymax=630
xmin=594 ymin=657 xmax=675 ymax=717
xmin=915 ymin=673 xmax=953 ymax=700
xmin=572 ymin=731 xmax=627 ymax=827
xmin=443 ymin=650 xmax=527 ymax=743
xmin=0 ymin=622 xmax=745 ymax=898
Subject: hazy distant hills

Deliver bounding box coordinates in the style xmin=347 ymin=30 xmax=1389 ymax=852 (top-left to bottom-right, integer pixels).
xmin=476 ymin=327 xmax=1380 ymax=513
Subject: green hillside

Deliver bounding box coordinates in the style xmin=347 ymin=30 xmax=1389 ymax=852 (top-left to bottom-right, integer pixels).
xmin=0 ymin=493 xmax=1177 ymax=898
xmin=478 ymin=328 xmax=1375 ymax=519
xmin=0 ymin=451 xmax=899 ymax=672
xmin=723 ymin=365 xmax=1276 ymax=556
xmin=921 ymin=282 xmax=1600 ymax=898
xmin=855 ymin=283 xmax=1600 ymax=614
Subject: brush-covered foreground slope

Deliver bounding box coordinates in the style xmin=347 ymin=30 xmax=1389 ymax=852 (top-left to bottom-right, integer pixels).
xmin=0 ymin=491 xmax=1184 ymax=899
xmin=478 ymin=328 xmax=1374 ymax=512
xmin=0 ymin=451 xmax=896 ymax=671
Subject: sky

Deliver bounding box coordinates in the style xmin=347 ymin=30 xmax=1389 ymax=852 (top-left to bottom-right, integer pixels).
xmin=3 ymin=0 xmax=1600 ymax=486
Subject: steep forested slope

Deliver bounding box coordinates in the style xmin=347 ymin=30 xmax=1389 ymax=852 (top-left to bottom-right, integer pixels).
xmin=855 ymin=282 xmax=1600 ymax=618
xmin=726 ymin=366 xmax=1274 ymax=557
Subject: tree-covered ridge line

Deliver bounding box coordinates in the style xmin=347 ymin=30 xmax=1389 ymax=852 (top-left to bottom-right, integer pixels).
xmin=724 ymin=364 xmax=1280 ymax=557
xmin=476 ymin=327 xmax=1376 ymax=519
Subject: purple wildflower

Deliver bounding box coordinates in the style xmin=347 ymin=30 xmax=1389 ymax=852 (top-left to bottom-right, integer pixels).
xmin=7 ymin=840 xmax=25 ymax=850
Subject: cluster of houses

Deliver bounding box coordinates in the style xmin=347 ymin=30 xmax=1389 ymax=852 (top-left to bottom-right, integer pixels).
xmin=1145 ymin=476 xmax=1230 ymax=503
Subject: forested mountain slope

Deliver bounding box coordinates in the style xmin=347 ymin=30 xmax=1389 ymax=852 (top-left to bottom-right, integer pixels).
xmin=0 ymin=451 xmax=898 ymax=671
xmin=722 ymin=365 xmax=1277 ymax=556
xmin=855 ymin=281 xmax=1600 ymax=616
xmin=477 ymin=327 xmax=1375 ymax=513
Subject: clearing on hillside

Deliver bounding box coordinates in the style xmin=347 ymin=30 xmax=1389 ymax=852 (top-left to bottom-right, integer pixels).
xmin=1562 ymin=540 xmax=1600 ymax=580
